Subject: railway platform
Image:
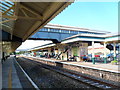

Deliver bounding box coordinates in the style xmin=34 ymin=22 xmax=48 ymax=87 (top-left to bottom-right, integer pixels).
xmin=2 ymin=56 xmax=37 ymax=89
xmin=27 ymin=56 xmax=119 ymax=73
xmin=1 ymin=56 xmax=119 ymax=89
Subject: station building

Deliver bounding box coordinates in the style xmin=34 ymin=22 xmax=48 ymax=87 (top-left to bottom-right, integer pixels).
xmin=29 ymin=24 xmax=120 ymax=61
xmin=88 ymin=43 xmax=110 ymax=55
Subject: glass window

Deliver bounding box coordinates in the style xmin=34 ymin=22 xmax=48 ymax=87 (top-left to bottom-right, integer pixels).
xmin=49 ymin=28 xmax=60 ymax=32
xmin=61 ymin=30 xmax=69 ymax=33
xmin=70 ymin=31 xmax=79 ymax=34
xmin=40 ymin=28 xmax=48 ymax=31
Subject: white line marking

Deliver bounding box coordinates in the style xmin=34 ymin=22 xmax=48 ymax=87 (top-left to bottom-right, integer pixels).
xmin=91 ymin=83 xmax=99 ymax=85
xmin=14 ymin=58 xmax=40 ymax=90
xmin=82 ymin=80 xmax=89 ymax=82
xmin=105 ymin=86 xmax=111 ymax=88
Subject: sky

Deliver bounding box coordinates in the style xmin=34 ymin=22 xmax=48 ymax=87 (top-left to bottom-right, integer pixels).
xmin=17 ymin=1 xmax=118 ymax=50
xmin=49 ymin=2 xmax=118 ymax=33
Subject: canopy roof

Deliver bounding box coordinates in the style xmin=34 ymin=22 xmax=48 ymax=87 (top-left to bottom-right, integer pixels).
xmin=1 ymin=1 xmax=72 ymax=52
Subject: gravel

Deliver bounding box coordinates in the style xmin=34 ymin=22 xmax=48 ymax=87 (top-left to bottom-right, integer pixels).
xmin=16 ymin=57 xmax=96 ymax=89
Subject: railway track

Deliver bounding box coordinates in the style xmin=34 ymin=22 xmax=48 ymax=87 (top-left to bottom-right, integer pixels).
xmin=42 ymin=64 xmax=119 ymax=89
xmin=16 ymin=57 xmax=119 ymax=89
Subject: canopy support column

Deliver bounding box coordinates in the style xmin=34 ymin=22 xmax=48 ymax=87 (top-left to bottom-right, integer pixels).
xmin=92 ymin=41 xmax=95 ymax=64
xmin=104 ymin=42 xmax=107 ymax=64
xmin=113 ymin=42 xmax=116 ymax=60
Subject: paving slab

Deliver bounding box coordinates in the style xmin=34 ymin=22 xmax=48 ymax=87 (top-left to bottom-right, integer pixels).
xmin=2 ymin=57 xmax=22 ymax=88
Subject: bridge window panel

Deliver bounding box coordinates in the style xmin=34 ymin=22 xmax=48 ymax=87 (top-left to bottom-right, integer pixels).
xmin=37 ymin=32 xmax=49 ymax=38
xmin=49 ymin=28 xmax=60 ymax=32
xmin=70 ymin=31 xmax=79 ymax=34
xmin=49 ymin=33 xmax=60 ymax=40
xmin=40 ymin=28 xmax=48 ymax=32
xmin=61 ymin=30 xmax=69 ymax=33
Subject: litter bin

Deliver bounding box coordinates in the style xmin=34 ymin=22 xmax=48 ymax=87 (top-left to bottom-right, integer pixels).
xmin=76 ymin=57 xmax=80 ymax=62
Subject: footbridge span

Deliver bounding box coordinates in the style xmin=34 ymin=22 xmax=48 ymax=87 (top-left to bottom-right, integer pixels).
xmin=29 ymin=24 xmax=110 ymax=43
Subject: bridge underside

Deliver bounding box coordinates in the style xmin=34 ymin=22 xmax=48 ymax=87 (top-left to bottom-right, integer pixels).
xmin=29 ymin=31 xmax=76 ymax=43
xmin=28 ymin=38 xmax=61 ymax=43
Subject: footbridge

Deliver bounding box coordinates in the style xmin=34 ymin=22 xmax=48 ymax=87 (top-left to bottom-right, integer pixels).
xmin=29 ymin=24 xmax=110 ymax=43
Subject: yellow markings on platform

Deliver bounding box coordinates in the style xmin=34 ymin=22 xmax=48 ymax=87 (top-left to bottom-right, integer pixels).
xmin=8 ymin=67 xmax=12 ymax=89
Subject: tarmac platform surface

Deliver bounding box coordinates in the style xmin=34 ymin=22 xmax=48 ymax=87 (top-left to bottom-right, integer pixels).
xmin=2 ymin=56 xmax=35 ymax=89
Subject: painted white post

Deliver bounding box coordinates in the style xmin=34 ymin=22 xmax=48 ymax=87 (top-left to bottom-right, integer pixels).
xmin=92 ymin=41 xmax=95 ymax=64
xmin=104 ymin=42 xmax=107 ymax=57
xmin=92 ymin=41 xmax=95 ymax=58
xmin=104 ymin=42 xmax=107 ymax=63
xmin=113 ymin=42 xmax=116 ymax=60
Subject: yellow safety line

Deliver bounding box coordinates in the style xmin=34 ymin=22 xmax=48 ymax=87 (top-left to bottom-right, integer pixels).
xmin=8 ymin=67 xmax=12 ymax=89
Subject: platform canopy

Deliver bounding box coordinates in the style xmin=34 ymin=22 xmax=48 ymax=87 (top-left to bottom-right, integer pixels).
xmin=0 ymin=0 xmax=72 ymax=52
